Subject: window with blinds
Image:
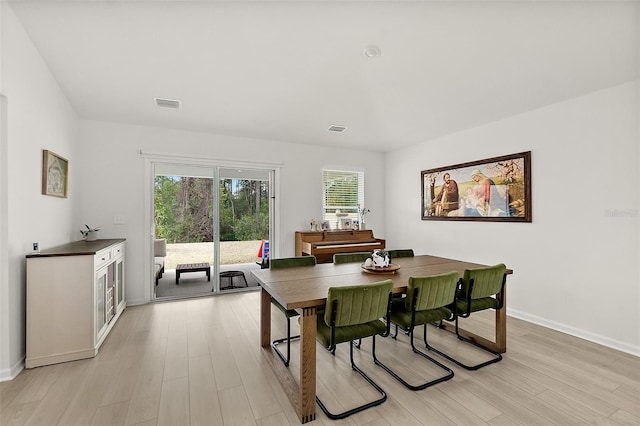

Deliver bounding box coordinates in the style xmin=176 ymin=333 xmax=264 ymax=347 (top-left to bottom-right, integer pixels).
xmin=322 ymin=169 xmax=364 ymax=226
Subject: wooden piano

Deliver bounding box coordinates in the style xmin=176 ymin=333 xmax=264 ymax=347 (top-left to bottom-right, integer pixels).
xmin=294 ymin=230 xmax=386 ymax=264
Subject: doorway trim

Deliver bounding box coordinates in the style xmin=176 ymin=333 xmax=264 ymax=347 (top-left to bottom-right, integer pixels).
xmin=141 ymin=150 xmax=282 ymax=303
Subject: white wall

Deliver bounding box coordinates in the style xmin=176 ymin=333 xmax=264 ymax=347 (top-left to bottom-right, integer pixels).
xmin=0 ymin=4 xmax=80 ymax=379
xmin=76 ymin=120 xmax=386 ymax=305
xmin=385 ymin=81 xmax=640 ymax=355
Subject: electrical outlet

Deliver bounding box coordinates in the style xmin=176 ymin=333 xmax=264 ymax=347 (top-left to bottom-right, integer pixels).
xmin=113 ymin=215 xmax=125 ymax=225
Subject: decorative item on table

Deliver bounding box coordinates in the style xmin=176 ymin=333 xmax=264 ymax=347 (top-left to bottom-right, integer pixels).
xmin=310 ymin=219 xmax=319 ymax=231
xmin=371 ymin=249 xmax=390 ymax=267
xmin=362 ymin=250 xmax=399 ymax=274
xmin=320 ymin=220 xmax=331 ymax=230
xmin=80 ymin=224 xmax=101 ymax=241
xmin=357 ymin=204 xmax=370 ymax=230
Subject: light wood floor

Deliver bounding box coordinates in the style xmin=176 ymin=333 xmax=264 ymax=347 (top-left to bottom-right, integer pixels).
xmin=1 ymin=291 xmax=638 ymax=425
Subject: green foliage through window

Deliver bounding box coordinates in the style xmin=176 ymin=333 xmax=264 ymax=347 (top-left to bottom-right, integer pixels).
xmin=155 ymin=176 xmax=269 ymax=243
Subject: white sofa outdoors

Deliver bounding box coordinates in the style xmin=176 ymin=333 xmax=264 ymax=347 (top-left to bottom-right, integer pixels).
xmin=154 ymin=238 xmax=167 ymax=285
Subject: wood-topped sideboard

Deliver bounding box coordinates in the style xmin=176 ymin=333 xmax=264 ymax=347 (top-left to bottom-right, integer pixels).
xmin=294 ymin=229 xmax=385 ymax=263
xmin=25 ymin=239 xmax=126 ymax=368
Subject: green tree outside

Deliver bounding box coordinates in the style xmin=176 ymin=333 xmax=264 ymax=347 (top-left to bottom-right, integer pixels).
xmin=155 ymin=176 xmax=269 ymax=243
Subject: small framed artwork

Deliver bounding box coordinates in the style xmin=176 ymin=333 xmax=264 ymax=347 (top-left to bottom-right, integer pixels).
xmin=42 ymin=150 xmax=68 ymax=198
xmin=340 ymin=218 xmax=353 ymax=230
xmin=320 ymin=220 xmax=331 ymax=231
xmin=421 ymin=151 xmax=531 ymax=222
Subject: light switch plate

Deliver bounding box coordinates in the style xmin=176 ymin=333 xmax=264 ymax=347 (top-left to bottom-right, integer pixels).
xmin=113 ymin=215 xmax=125 ymax=225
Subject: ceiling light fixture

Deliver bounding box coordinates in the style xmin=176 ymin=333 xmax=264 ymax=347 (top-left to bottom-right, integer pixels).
xmin=362 ymin=45 xmax=381 ymax=58
xmin=328 ymin=125 xmax=347 ymax=133
xmin=154 ymin=97 xmax=181 ymax=109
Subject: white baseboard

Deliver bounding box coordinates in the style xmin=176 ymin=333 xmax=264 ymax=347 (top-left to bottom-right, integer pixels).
xmin=0 ymin=356 xmax=24 ymax=382
xmin=508 ymin=308 xmax=640 ymax=357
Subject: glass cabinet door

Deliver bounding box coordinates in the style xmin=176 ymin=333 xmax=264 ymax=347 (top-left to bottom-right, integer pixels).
xmin=96 ymin=266 xmax=107 ymax=338
xmin=116 ymin=258 xmax=124 ymax=308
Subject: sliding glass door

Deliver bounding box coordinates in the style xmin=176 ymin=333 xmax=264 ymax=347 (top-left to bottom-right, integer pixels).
xmin=151 ymin=161 xmax=275 ymax=300
xmin=217 ymin=168 xmax=271 ymax=292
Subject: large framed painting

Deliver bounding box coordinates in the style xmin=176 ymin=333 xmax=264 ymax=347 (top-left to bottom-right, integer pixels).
xmin=421 ymin=151 xmax=531 ymax=222
xmin=42 ymin=149 xmax=68 ymax=198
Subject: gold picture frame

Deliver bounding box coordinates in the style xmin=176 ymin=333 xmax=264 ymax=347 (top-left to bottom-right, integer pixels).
xmin=42 ymin=150 xmax=68 ymax=198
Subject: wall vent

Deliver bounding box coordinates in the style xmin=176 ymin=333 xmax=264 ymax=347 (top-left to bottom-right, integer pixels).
xmin=154 ymin=97 xmax=181 ymax=109
xmin=328 ymin=125 xmax=347 ymax=133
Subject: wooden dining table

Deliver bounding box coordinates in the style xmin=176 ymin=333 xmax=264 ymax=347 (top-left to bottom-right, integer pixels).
xmin=252 ymin=254 xmax=513 ymax=424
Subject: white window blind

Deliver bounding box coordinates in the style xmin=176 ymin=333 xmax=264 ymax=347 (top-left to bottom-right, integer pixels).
xmin=322 ymin=169 xmax=364 ymax=224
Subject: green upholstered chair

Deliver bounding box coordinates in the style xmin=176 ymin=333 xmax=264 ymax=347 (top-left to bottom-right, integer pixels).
xmin=315 ymin=279 xmax=393 ymax=419
xmin=442 ymin=263 xmax=507 ymax=370
xmin=332 ymin=251 xmax=371 ymax=264
xmin=387 ymin=248 xmax=414 ymax=259
xmin=269 ymin=256 xmax=317 ymax=366
xmin=384 ymin=271 xmax=458 ymax=390
xmin=270 ymin=256 xmax=316 ymax=269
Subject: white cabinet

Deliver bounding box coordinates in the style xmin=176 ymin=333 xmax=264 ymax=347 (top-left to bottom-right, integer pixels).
xmin=26 ymin=239 xmax=126 ymax=368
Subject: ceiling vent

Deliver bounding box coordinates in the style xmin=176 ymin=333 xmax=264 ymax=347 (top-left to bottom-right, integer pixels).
xmin=328 ymin=125 xmax=347 ymax=133
xmin=154 ymin=97 xmax=181 ymax=109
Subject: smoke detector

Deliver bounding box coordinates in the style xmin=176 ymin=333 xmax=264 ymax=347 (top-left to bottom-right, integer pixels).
xmin=154 ymin=97 xmax=181 ymax=109
xmin=362 ymin=45 xmax=381 ymax=58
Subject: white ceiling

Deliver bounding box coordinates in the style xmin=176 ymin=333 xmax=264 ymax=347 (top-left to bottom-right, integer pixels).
xmin=7 ymin=0 xmax=639 ymax=152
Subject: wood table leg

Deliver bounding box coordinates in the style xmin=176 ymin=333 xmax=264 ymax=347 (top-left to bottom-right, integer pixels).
xmin=261 ymin=288 xmax=271 ymax=348
xmin=299 ymin=306 xmax=317 ymax=423
xmin=260 ymin=290 xmax=317 ymax=423
xmin=439 ymin=283 xmax=508 ymax=354
xmin=495 ymin=284 xmax=507 ymax=353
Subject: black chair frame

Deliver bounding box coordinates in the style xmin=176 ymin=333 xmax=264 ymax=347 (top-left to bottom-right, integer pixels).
xmin=316 ymin=295 xmax=392 ymax=420
xmin=269 ymin=256 xmax=316 ymax=367
xmin=433 ymin=274 xmax=506 ymax=370
xmin=383 ymin=287 xmax=455 ymax=390
xmin=271 ymin=311 xmax=299 ymax=367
